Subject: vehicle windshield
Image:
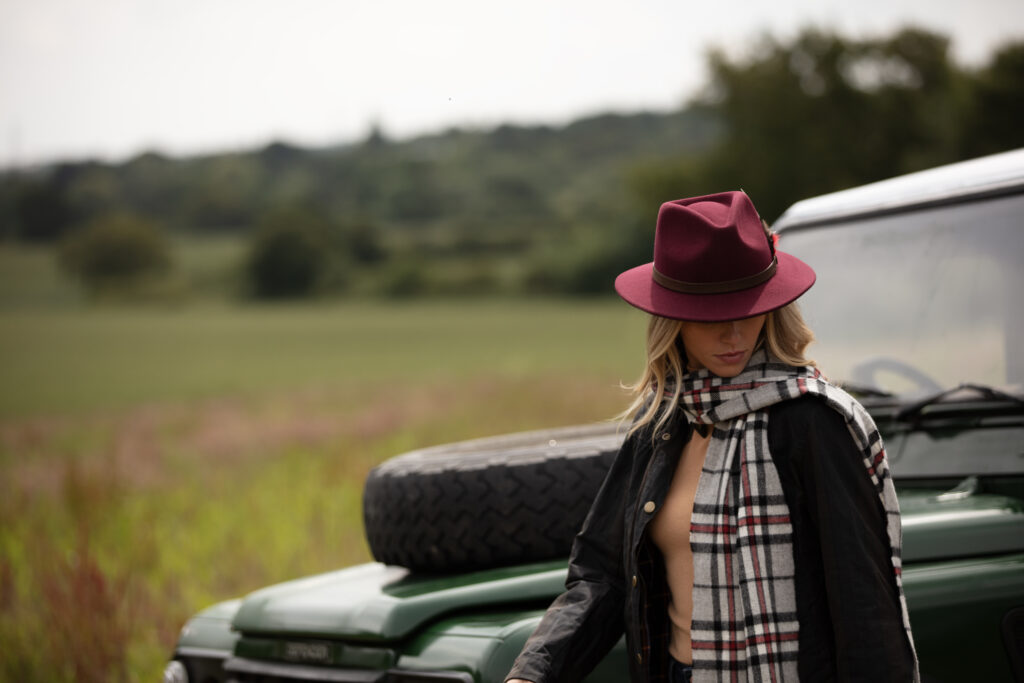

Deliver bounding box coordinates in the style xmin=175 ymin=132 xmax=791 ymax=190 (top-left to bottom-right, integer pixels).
xmin=779 ymin=192 xmax=1024 ymax=399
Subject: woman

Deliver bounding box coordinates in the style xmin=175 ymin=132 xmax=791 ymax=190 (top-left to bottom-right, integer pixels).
xmin=506 ymin=192 xmax=918 ymax=682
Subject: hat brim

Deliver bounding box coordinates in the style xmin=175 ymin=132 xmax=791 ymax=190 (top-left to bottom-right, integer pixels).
xmin=614 ymin=251 xmax=816 ymax=322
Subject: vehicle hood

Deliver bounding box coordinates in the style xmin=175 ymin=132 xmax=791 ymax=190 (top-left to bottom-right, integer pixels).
xmin=231 ymin=560 xmax=565 ymax=641
xmin=899 ymin=485 xmax=1024 ymax=562
xmin=231 ymin=486 xmax=1024 ymax=641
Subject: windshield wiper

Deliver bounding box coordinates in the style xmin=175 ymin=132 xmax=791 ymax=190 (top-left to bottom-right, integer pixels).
xmin=895 ymin=383 xmax=1024 ymax=420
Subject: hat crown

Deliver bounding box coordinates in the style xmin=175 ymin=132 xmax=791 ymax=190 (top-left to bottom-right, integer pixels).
xmin=613 ymin=189 xmax=815 ymax=322
xmin=653 ymin=192 xmax=772 ymax=285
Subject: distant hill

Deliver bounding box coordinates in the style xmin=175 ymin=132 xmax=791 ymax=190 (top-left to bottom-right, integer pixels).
xmin=0 ymin=106 xmax=719 ymax=298
xmin=0 ymin=106 xmax=719 ymax=248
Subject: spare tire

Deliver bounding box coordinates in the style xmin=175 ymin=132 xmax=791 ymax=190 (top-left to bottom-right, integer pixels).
xmin=363 ymin=422 xmax=625 ymax=573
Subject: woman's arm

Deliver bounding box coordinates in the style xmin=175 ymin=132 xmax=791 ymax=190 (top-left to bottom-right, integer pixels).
xmin=504 ymin=426 xmax=645 ymax=683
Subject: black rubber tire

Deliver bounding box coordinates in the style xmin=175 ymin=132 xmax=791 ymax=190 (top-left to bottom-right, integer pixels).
xmin=363 ymin=422 xmax=625 ymax=573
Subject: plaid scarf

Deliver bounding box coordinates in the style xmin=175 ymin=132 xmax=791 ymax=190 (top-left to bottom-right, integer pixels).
xmin=672 ymin=351 xmax=917 ymax=682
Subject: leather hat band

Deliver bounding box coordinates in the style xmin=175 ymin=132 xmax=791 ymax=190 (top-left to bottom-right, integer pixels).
xmin=652 ymin=256 xmax=777 ymax=294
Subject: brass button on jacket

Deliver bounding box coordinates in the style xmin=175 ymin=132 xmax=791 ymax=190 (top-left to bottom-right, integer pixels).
xmin=643 ymin=501 xmax=656 ymax=513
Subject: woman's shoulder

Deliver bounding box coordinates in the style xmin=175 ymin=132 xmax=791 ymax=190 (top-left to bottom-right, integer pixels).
xmin=768 ymin=392 xmax=852 ymax=438
xmin=775 ymin=371 xmax=877 ymax=429
xmin=766 ymin=394 xmax=868 ymax=483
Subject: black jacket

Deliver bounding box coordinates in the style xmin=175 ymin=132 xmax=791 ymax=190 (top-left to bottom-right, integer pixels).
xmin=507 ymin=396 xmax=916 ymax=682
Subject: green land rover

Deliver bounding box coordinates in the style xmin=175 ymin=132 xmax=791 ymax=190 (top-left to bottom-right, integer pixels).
xmin=165 ymin=148 xmax=1024 ymax=683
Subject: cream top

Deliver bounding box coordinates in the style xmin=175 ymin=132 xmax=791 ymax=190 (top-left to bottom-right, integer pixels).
xmin=648 ymin=428 xmax=712 ymax=665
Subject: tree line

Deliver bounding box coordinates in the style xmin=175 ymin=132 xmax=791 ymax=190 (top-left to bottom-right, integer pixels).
xmin=1 ymin=26 xmax=1021 ymax=299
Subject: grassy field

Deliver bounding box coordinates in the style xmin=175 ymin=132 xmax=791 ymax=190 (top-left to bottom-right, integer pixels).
xmin=0 ymin=284 xmax=648 ymax=681
xmin=0 ymin=300 xmax=645 ymax=417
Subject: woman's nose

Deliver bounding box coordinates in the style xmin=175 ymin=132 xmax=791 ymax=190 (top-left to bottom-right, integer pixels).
xmin=721 ymin=321 xmax=741 ymax=341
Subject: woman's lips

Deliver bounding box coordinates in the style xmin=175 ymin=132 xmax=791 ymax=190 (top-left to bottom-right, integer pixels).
xmin=715 ymin=351 xmax=747 ymax=364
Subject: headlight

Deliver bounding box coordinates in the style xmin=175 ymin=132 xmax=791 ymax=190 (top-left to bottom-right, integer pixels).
xmin=162 ymin=660 xmax=189 ymax=683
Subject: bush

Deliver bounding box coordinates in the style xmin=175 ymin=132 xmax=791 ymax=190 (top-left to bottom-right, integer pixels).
xmin=376 ymin=259 xmax=428 ymax=298
xmin=245 ymin=207 xmax=332 ymax=299
xmin=58 ymin=213 xmax=173 ymax=291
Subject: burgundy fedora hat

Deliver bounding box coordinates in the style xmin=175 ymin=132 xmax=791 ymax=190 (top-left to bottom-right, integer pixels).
xmin=614 ymin=191 xmax=815 ymax=322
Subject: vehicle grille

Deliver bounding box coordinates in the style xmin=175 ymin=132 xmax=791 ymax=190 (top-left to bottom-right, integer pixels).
xmin=223 ymin=657 xmax=473 ymax=683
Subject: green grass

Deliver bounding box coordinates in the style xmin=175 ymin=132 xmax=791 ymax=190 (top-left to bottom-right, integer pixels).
xmin=0 ymin=243 xmax=83 ymax=309
xmin=0 ymin=284 xmax=650 ymax=681
xmin=0 ymin=233 xmax=248 ymax=309
xmin=167 ymin=233 xmax=248 ymax=298
xmin=0 ymin=299 xmax=646 ymax=417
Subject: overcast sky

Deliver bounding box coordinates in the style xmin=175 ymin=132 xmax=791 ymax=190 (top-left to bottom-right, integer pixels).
xmin=1 ymin=0 xmax=1022 ymax=168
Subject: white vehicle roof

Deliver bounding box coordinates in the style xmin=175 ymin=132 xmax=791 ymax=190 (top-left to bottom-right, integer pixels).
xmin=773 ymin=147 xmax=1024 ymax=230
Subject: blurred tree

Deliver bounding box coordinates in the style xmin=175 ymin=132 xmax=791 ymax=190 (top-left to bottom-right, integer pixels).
xmin=386 ymin=159 xmax=450 ymax=223
xmin=13 ymin=174 xmax=75 ymax=242
xmin=342 ymin=220 xmax=386 ymax=264
xmin=0 ymin=178 xmax=16 ymax=240
xmin=245 ymin=206 xmax=332 ymax=298
xmin=481 ymin=174 xmax=548 ymax=223
xmin=377 ymin=259 xmax=427 ymax=298
xmin=65 ymin=162 xmax=122 ymax=224
xmin=259 ymin=141 xmax=305 ymax=171
xmin=118 ymin=152 xmax=186 ymax=225
xmin=57 ymin=213 xmax=172 ymax=289
xmin=183 ymin=155 xmax=264 ymax=230
xmin=626 ymin=156 xmax=710 ymax=213
xmin=865 ymin=28 xmax=965 ymax=172
xmin=525 ymin=216 xmax=654 ymax=296
xmin=690 ymin=26 xmax=964 ymax=219
xmin=963 ymin=41 xmax=1024 ymax=157
xmin=363 ymin=122 xmax=389 ymax=149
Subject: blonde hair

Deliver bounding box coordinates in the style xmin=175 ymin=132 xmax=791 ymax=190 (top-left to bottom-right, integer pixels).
xmin=622 ymin=302 xmax=816 ymax=437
